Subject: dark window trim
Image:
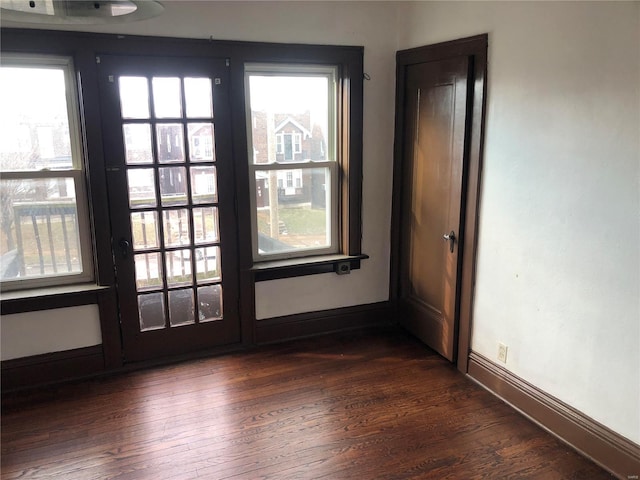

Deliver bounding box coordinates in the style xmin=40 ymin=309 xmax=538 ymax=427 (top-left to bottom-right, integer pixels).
xmin=0 ymin=283 xmax=111 ymax=315
xmin=251 ymin=253 xmax=369 ymax=282
xmin=0 ymin=29 xmax=365 ymax=321
xmin=229 ymin=42 xmax=365 ymax=280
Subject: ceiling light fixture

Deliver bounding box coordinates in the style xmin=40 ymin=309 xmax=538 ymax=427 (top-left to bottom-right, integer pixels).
xmin=1 ymin=0 xmax=164 ymax=25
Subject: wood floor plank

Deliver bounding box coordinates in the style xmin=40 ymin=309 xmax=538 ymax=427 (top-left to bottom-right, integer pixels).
xmin=1 ymin=328 xmax=612 ymax=479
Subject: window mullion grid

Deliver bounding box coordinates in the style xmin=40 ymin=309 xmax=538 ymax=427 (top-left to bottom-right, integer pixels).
xmin=177 ymin=76 xmax=199 ymax=315
xmin=146 ymin=76 xmax=171 ymax=329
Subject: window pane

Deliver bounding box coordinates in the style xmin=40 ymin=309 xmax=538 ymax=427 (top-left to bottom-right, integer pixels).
xmin=195 ymin=246 xmax=220 ymax=283
xmin=255 ymin=168 xmax=332 ymax=255
xmin=0 ymin=67 xmax=73 ymax=171
xmin=198 ymin=284 xmax=222 ymax=322
xmin=134 ymin=252 xmax=163 ymax=291
xmin=163 ymin=209 xmax=190 ymax=248
xmin=169 ymin=289 xmax=195 ymax=327
xmin=0 ymin=178 xmax=82 ymax=280
xmin=152 ymin=77 xmax=182 ymax=119
xmin=138 ymin=292 xmax=165 ymax=331
xmin=188 ymin=123 xmax=215 ymax=162
xmin=119 ymin=77 xmax=150 ymax=119
xmin=159 ymin=167 xmax=187 ymax=206
xmin=156 ymin=124 xmax=185 ymax=164
xmin=123 ymin=123 xmax=153 ymax=165
xmin=184 ymin=78 xmax=213 ymax=118
xmin=193 ymin=207 xmax=219 ymax=244
xmin=127 ymin=169 xmax=157 ymax=208
xmin=247 ymin=71 xmax=334 ymax=165
xmin=190 ymin=166 xmax=217 ymax=204
xmin=166 ymin=249 xmax=192 ymax=287
xmin=131 ymin=211 xmax=158 ymax=250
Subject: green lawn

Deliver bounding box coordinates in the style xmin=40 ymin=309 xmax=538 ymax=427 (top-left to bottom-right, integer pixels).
xmin=257 ymin=206 xmax=326 ymax=236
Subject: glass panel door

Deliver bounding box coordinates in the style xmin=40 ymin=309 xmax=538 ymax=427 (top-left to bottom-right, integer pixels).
xmin=99 ymin=56 xmax=239 ymax=362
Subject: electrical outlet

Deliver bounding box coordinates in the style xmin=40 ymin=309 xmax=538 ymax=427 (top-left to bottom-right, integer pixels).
xmin=497 ymin=343 xmax=508 ymax=364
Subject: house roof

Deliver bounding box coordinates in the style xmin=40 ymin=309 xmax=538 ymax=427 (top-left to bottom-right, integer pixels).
xmin=274 ymin=116 xmax=312 ymax=138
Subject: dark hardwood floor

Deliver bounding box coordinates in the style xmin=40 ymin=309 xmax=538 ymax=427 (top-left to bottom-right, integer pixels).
xmin=1 ymin=328 xmax=611 ymax=479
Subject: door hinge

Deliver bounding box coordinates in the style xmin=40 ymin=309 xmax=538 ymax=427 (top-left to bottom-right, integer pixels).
xmin=226 ymin=58 xmax=230 ymax=67
xmin=96 ymin=56 xmax=101 ymax=64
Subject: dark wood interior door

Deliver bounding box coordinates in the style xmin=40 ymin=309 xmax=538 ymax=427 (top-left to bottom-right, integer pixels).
xmin=398 ymin=56 xmax=470 ymax=361
xmin=99 ymin=55 xmax=240 ymax=362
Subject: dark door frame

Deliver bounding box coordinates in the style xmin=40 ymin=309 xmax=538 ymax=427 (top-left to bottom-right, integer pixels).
xmin=98 ymin=54 xmax=241 ymax=362
xmin=390 ymin=34 xmax=488 ymax=373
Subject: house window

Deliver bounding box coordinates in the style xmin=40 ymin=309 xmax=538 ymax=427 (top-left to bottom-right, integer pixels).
xmin=275 ymin=132 xmax=302 ymax=161
xmin=293 ymin=133 xmax=302 ymax=154
xmin=246 ymin=64 xmax=340 ymax=261
xmin=0 ymin=55 xmax=93 ymax=290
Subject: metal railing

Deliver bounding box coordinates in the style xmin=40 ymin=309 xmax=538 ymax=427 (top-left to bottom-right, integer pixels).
xmin=2 ymin=202 xmax=80 ymax=279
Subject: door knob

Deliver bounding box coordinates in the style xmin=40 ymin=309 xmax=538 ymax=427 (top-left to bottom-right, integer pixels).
xmin=119 ymin=238 xmax=131 ymax=259
xmin=443 ymin=231 xmax=456 ymax=253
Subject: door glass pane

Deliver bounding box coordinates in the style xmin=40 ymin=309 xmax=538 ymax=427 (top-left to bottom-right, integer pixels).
xmin=184 ymin=78 xmax=213 ymax=118
xmin=166 ymin=249 xmax=192 ymax=287
xmin=152 ymin=77 xmax=182 ymax=118
xmin=123 ymin=124 xmax=153 ymax=164
xmin=195 ymin=246 xmax=220 ymax=282
xmin=138 ymin=292 xmax=165 ymax=331
xmin=169 ymin=289 xmax=195 ymax=326
xmin=159 ymin=167 xmax=187 ymax=206
xmin=198 ymin=284 xmax=222 ymax=322
xmin=190 ymin=166 xmax=217 ymax=204
xmin=131 ymin=211 xmax=159 ymax=250
xmin=188 ymin=123 xmax=215 ymax=162
xmin=193 ymin=207 xmax=219 ymax=244
xmin=127 ymin=169 xmax=156 ymax=208
xmin=119 ymin=77 xmax=149 ymax=119
xmin=254 ymin=167 xmax=331 ymax=255
xmin=163 ymin=209 xmax=190 ymax=248
xmin=135 ymin=252 xmax=163 ymax=291
xmin=156 ymin=124 xmax=185 ymax=164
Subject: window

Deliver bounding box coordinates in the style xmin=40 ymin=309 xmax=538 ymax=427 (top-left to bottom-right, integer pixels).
xmin=0 ymin=55 xmax=93 ymax=290
xmin=276 ymin=132 xmax=302 ymax=161
xmin=246 ymin=64 xmax=339 ymax=261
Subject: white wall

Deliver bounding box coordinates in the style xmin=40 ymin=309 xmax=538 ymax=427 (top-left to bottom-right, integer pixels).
xmin=1 ymin=305 xmax=102 ymax=360
xmin=0 ymin=1 xmax=399 ymax=320
xmin=398 ymin=1 xmax=640 ymax=445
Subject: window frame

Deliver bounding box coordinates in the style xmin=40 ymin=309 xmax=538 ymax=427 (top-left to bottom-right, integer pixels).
xmin=1 ymin=30 xmax=365 ymax=297
xmin=0 ymin=54 xmax=94 ymax=291
xmin=244 ymin=63 xmax=344 ymax=263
